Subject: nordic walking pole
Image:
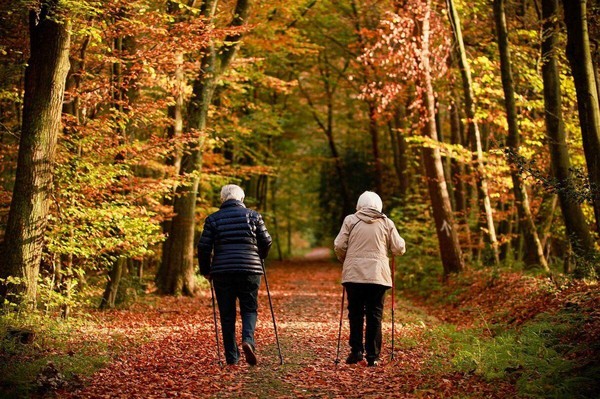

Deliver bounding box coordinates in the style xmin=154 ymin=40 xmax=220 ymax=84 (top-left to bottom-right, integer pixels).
xmin=261 ymin=259 xmax=284 ymax=365
xmin=391 ymin=255 xmax=396 ymax=361
xmin=209 ymin=280 xmax=223 ymax=366
xmin=334 ymin=286 xmax=345 ymax=365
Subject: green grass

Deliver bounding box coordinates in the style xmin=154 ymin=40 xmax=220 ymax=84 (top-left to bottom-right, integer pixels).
xmin=416 ymin=313 xmax=600 ymax=398
xmin=0 ymin=311 xmax=116 ymax=398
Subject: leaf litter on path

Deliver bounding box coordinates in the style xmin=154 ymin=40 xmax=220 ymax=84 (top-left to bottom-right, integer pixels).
xmin=58 ymin=260 xmax=516 ymax=398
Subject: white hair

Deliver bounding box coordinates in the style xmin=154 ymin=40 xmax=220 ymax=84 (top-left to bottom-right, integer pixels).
xmin=220 ymin=184 xmax=245 ymax=203
xmin=356 ymin=191 xmax=383 ymax=212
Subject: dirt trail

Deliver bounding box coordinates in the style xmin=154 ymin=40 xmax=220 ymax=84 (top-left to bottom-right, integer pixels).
xmin=61 ymin=260 xmax=515 ymax=398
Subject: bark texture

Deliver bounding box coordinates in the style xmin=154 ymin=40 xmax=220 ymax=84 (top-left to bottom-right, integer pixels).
xmin=0 ymin=2 xmax=71 ymax=306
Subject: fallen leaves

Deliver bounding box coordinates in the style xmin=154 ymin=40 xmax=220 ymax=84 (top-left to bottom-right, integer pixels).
xmin=57 ymin=260 xmax=518 ymax=398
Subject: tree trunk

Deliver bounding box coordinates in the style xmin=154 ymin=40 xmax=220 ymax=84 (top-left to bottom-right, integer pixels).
xmin=157 ymin=0 xmax=250 ymax=295
xmin=562 ymin=0 xmax=600 ymax=233
xmin=368 ymin=102 xmax=384 ymax=195
xmin=161 ymin=2 xmax=186 ymax=274
xmin=99 ymin=257 xmax=125 ymax=309
xmin=421 ymin=0 xmax=464 ymax=276
xmin=271 ymin=178 xmax=283 ymax=261
xmin=435 ymin=103 xmax=455 ymax=209
xmin=449 ymin=97 xmax=472 ymax=257
xmin=493 ymin=0 xmax=549 ymax=271
xmin=0 ymin=2 xmax=71 ymax=307
xmin=542 ymin=0 xmax=598 ymax=275
xmin=160 ymin=55 xmax=185 ymax=272
xmin=389 ymin=107 xmax=409 ymax=199
xmin=447 ymin=0 xmax=500 ymax=266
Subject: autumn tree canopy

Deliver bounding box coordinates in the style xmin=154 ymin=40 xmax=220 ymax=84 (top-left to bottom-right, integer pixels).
xmin=0 ymin=0 xmax=599 ymax=309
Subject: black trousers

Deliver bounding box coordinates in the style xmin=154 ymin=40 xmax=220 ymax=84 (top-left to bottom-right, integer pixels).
xmin=343 ymin=282 xmax=388 ymax=361
xmin=212 ymin=273 xmax=261 ymax=364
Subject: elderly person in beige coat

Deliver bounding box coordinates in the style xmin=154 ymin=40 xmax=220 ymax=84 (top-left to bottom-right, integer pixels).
xmin=334 ymin=191 xmax=405 ymax=366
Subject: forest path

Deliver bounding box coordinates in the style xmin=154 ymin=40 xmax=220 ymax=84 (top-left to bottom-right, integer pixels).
xmin=61 ymin=260 xmax=514 ymax=398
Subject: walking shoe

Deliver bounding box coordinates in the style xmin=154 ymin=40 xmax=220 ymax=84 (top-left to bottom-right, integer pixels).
xmin=345 ymin=351 xmax=364 ymax=364
xmin=367 ymin=358 xmax=379 ymax=367
xmin=242 ymin=342 xmax=257 ymax=366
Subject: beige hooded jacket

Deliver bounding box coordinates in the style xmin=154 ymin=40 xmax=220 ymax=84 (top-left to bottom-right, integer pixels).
xmin=334 ymin=208 xmax=406 ymax=287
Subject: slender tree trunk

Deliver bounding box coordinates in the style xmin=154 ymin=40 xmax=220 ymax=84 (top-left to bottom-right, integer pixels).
xmin=435 ymin=103 xmax=455 ymax=209
xmin=160 ymin=52 xmax=185 ymax=271
xmin=368 ymin=102 xmax=384 ymax=195
xmin=0 ymin=3 xmax=71 ymax=306
xmin=543 ymin=0 xmax=598 ymax=274
xmin=449 ymin=97 xmax=472 ymax=257
xmin=493 ymin=0 xmax=549 ymax=271
xmin=497 ymin=200 xmax=513 ymax=260
xmin=447 ymin=0 xmax=500 ymax=265
xmin=421 ymin=0 xmax=464 ymax=276
xmin=271 ymin=178 xmax=283 ymax=261
xmin=161 ymin=1 xmax=187 ymax=270
xmin=157 ymin=0 xmax=250 ymax=295
xmin=99 ymin=257 xmax=125 ymax=309
xmin=539 ymin=194 xmax=558 ymax=256
xmin=389 ymin=107 xmax=409 ymax=198
xmin=562 ymin=0 xmax=600 ymax=233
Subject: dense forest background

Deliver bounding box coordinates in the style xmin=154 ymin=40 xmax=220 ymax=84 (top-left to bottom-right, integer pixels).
xmin=1 ymin=0 xmax=600 ymax=397
xmin=2 ymin=0 xmax=599 ymax=308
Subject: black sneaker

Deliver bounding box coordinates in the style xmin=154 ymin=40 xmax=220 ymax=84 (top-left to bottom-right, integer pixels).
xmin=367 ymin=358 xmax=379 ymax=367
xmin=242 ymin=342 xmax=257 ymax=366
xmin=345 ymin=351 xmax=364 ymax=364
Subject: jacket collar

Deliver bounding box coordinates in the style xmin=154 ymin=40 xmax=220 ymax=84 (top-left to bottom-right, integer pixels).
xmin=221 ymin=199 xmax=246 ymax=209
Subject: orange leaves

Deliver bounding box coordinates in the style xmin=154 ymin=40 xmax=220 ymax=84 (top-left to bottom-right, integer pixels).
xmin=57 ymin=261 xmax=520 ymax=398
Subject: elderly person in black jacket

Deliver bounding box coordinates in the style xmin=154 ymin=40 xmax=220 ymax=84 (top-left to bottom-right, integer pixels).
xmin=198 ymin=184 xmax=272 ymax=366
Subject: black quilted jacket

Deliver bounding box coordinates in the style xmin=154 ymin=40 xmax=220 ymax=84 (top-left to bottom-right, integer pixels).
xmin=197 ymin=200 xmax=272 ymax=275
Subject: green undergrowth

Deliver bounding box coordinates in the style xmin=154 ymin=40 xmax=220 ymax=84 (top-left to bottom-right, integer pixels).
xmin=396 ymin=255 xmax=600 ymax=398
xmin=0 ymin=310 xmax=134 ymax=398
xmin=1 ymin=313 xmax=103 ymax=398
xmin=420 ymin=314 xmax=599 ymax=398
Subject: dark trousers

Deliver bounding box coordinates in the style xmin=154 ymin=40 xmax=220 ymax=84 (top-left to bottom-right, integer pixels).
xmin=212 ymin=273 xmax=261 ymax=364
xmin=344 ymin=282 xmax=388 ymax=361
